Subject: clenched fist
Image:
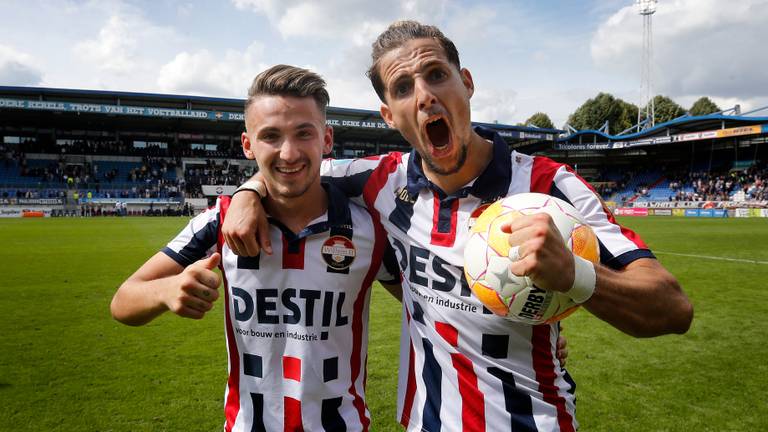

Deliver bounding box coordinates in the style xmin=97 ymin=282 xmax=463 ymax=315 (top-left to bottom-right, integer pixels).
xmin=502 ymin=212 xmax=575 ymax=293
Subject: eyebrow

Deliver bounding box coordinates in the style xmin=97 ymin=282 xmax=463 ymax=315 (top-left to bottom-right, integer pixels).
xmin=257 ymin=123 xmax=316 ymax=134
xmin=256 ymin=126 xmax=280 ymax=135
xmin=389 ymin=57 xmax=448 ymax=83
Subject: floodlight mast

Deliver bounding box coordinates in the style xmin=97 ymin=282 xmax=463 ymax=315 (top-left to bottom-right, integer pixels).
xmin=637 ymin=0 xmax=657 ymax=132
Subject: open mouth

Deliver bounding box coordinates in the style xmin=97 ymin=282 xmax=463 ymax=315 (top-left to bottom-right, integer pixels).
xmin=426 ymin=117 xmax=451 ymax=150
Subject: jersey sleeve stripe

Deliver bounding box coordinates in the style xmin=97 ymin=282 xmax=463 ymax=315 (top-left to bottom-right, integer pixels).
xmin=161 ymin=247 xmax=190 ymax=267
xmin=323 ymin=170 xmax=374 ymax=199
xmin=163 ymin=209 xmax=220 ymax=267
xmin=529 ymin=156 xmax=562 ymax=195
xmin=531 ymin=325 xmax=575 ymax=432
xmin=561 ymin=164 xmax=649 ymax=249
xmin=533 ymin=156 xmax=653 ymax=267
xmin=610 ymin=249 xmax=656 ymax=269
xmin=362 ymin=152 xmax=402 ymax=218
xmin=321 ymin=155 xmax=397 ymax=203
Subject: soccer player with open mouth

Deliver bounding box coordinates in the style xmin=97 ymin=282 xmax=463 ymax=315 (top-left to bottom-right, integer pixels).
xmin=223 ymin=21 xmax=692 ymax=432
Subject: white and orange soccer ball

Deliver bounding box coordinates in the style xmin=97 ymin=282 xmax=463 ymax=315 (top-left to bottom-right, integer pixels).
xmin=464 ymin=193 xmax=600 ymax=324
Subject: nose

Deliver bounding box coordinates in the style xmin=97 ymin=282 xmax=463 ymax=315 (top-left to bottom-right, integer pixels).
xmin=279 ymin=138 xmax=301 ymax=163
xmin=415 ymin=78 xmax=436 ymax=111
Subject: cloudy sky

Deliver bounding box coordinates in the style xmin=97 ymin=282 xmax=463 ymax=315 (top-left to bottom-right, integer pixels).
xmin=1 ymin=0 xmax=766 ymax=127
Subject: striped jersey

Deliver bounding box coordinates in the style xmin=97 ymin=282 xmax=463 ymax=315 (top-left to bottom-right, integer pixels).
xmin=162 ymin=183 xmax=398 ymax=432
xmin=320 ymin=126 xmax=654 ymax=432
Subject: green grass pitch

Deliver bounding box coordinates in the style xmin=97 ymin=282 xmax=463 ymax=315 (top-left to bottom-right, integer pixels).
xmin=0 ymin=216 xmax=766 ymax=431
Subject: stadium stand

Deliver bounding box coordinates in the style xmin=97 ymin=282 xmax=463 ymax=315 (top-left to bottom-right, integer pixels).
xmin=1 ymin=86 xmax=560 ymax=217
xmin=1 ymin=86 xmax=766 ymax=217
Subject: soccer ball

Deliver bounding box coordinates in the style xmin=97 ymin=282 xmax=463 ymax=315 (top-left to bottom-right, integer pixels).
xmin=464 ymin=193 xmax=600 ymax=324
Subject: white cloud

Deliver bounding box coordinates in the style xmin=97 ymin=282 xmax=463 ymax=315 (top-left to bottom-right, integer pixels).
xmin=73 ymin=10 xmax=181 ymax=76
xmin=232 ymin=0 xmax=447 ymax=45
xmin=157 ymin=42 xmax=267 ymax=97
xmin=74 ymin=15 xmax=138 ymax=73
xmin=470 ymin=88 xmax=518 ymax=124
xmin=591 ymin=0 xmax=768 ymax=103
xmin=0 ymin=45 xmax=42 ymax=86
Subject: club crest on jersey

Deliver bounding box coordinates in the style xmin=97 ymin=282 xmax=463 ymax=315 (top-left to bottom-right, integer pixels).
xmin=321 ymin=236 xmax=356 ymax=270
xmin=468 ymin=203 xmax=491 ymax=229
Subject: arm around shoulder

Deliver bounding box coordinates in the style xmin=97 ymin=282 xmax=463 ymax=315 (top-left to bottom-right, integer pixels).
xmin=222 ymin=173 xmax=272 ymax=257
xmin=583 ymin=258 xmax=693 ymax=338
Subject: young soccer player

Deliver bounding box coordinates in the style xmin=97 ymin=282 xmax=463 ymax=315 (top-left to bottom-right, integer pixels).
xmin=111 ymin=65 xmax=401 ymax=431
xmin=222 ymin=21 xmax=693 ymax=431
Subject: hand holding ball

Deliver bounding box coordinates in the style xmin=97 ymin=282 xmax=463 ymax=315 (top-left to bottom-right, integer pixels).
xmin=464 ymin=193 xmax=600 ymax=324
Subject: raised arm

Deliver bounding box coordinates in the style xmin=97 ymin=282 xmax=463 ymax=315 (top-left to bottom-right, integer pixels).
xmin=585 ymin=257 xmax=691 ymax=337
xmin=110 ymin=252 xmax=222 ymax=326
xmin=505 ymin=211 xmax=692 ymax=338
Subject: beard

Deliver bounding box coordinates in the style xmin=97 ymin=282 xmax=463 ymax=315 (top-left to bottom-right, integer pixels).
xmin=420 ymin=141 xmax=469 ymax=176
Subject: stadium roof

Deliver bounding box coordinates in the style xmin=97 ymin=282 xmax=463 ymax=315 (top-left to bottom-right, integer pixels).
xmin=557 ymin=109 xmax=768 ymax=151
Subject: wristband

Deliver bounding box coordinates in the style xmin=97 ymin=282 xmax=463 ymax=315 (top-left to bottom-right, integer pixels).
xmin=566 ymin=255 xmax=596 ymax=304
xmin=234 ymin=180 xmax=267 ymax=199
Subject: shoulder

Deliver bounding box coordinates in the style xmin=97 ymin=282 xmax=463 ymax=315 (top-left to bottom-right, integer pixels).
xmin=323 ymin=152 xmax=406 ymax=173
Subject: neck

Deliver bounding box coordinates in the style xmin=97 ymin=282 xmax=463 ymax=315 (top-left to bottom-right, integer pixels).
xmin=426 ymin=131 xmax=493 ymax=194
xmin=263 ymin=182 xmax=328 ymax=234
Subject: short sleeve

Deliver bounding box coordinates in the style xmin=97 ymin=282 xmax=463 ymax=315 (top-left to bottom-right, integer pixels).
xmin=162 ymin=201 xmax=221 ymax=267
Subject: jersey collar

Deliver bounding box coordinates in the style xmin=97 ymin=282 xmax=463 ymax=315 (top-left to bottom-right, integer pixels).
xmin=268 ymin=182 xmax=353 ymax=241
xmin=406 ymin=125 xmax=511 ymax=201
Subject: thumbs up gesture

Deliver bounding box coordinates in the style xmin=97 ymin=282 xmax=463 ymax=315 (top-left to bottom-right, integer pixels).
xmin=166 ymin=253 xmax=222 ymax=319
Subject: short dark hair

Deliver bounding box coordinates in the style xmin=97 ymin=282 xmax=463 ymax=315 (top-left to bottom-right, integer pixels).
xmin=245 ymin=64 xmax=330 ymax=115
xmin=366 ymin=20 xmax=461 ymax=102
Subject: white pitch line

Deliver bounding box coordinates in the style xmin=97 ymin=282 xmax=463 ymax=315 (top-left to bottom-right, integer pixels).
xmin=654 ymin=251 xmax=768 ymax=265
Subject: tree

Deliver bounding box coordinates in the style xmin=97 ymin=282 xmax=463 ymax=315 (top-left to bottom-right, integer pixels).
xmin=689 ymin=97 xmax=721 ymax=116
xmin=567 ymin=92 xmax=639 ymax=135
xmin=523 ymin=112 xmax=555 ymax=129
xmin=616 ymin=99 xmax=639 ymax=134
xmin=650 ymin=95 xmax=686 ymax=125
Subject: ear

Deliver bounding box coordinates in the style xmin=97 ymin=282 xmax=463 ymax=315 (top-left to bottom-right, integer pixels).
xmin=460 ymin=68 xmax=474 ymax=98
xmin=322 ymin=126 xmax=334 ymax=155
xmin=241 ymin=132 xmax=255 ymax=160
xmin=380 ymin=103 xmax=396 ymax=129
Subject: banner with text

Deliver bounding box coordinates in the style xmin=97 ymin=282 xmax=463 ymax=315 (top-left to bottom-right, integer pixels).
xmin=616 ymin=207 xmax=649 ymax=216
xmin=556 ymin=123 xmax=768 ymax=150
xmin=0 ymin=97 xmax=396 ymax=130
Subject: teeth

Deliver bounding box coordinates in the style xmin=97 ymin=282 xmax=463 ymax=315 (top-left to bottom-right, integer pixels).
xmin=277 ymin=166 xmax=302 ymax=173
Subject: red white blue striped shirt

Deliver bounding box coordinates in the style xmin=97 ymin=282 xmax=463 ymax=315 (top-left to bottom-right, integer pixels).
xmin=163 ymin=184 xmax=398 ymax=432
xmin=320 ymin=126 xmax=653 ymax=432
